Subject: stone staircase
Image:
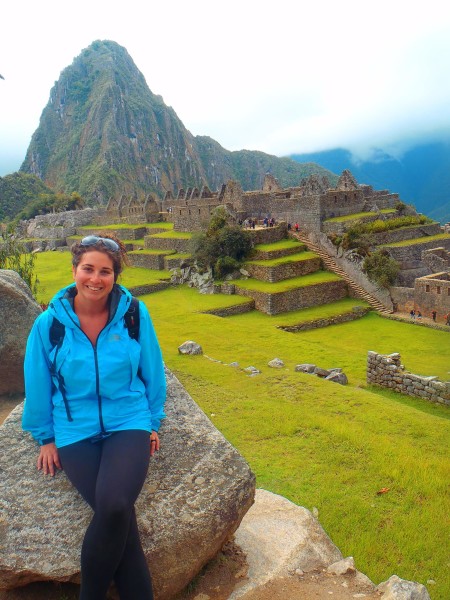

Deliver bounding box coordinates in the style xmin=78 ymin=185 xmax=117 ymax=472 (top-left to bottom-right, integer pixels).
xmin=292 ymin=232 xmax=392 ymax=314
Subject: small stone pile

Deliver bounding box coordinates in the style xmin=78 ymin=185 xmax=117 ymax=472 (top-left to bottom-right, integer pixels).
xmin=367 ymin=351 xmax=450 ymax=406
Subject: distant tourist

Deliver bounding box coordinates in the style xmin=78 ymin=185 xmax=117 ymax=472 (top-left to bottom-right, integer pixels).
xmin=294 ymin=222 xmax=299 ymax=232
xmin=431 ymin=310 xmax=437 ymax=322
xmin=446 ymin=312 xmax=450 ymax=326
xmin=417 ymin=311 xmax=422 ymax=320
xmin=410 ymin=309 xmax=415 ymax=320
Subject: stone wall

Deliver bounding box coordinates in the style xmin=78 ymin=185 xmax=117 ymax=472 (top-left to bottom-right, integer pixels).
xmin=128 ymin=252 xmax=170 ymax=270
xmin=367 ymin=351 xmax=450 ymax=406
xmin=202 ymin=299 xmax=256 ymax=317
xmin=253 ymin=244 xmax=306 ymax=260
xmin=384 ymin=238 xmax=450 ymax=262
xmin=390 ymin=286 xmax=415 ymax=313
xmin=247 ymin=224 xmax=288 ymax=245
xmin=278 ymin=306 xmax=371 ymax=332
xmin=233 ymin=280 xmax=348 ymax=315
xmin=144 ymin=236 xmax=191 ymax=252
xmin=245 ymin=256 xmax=321 ymax=283
xmin=23 ymin=208 xmax=106 ymax=239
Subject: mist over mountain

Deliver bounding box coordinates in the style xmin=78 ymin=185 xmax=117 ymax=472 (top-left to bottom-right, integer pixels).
xmin=290 ymin=143 xmax=450 ymax=223
xmin=19 ymin=40 xmax=335 ymax=206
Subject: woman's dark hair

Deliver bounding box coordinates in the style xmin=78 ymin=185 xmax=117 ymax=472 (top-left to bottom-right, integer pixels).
xmin=71 ymin=233 xmax=129 ymax=282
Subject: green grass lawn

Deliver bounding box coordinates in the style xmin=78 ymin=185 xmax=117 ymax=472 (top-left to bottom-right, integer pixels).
xmin=254 ymin=239 xmax=305 ymax=252
xmin=324 ymin=209 xmax=396 ymax=223
xmin=31 ymin=253 xmax=450 ymax=599
xmin=380 ymin=233 xmax=450 ymax=248
xmin=77 ymin=222 xmax=174 ymax=231
xmin=140 ymin=286 xmax=450 ymax=600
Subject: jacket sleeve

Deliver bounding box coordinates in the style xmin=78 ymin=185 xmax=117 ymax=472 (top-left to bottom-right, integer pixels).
xmin=22 ymin=312 xmax=55 ymax=445
xmin=138 ymin=302 xmax=166 ymax=432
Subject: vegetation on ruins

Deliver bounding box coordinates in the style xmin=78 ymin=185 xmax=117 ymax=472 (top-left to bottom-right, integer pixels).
xmin=14 ymin=191 xmax=84 ymax=222
xmin=0 ymin=229 xmax=38 ymax=295
xmin=190 ymin=208 xmax=253 ymax=278
xmin=362 ymin=249 xmax=401 ymax=289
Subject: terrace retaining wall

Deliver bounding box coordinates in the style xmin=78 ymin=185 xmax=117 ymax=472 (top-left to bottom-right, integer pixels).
xmin=245 ymin=257 xmax=322 ymax=283
xmin=367 ymin=351 xmax=450 ymax=406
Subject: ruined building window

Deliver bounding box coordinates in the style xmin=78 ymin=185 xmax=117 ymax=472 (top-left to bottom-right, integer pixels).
xmin=448 ymin=288 xmax=450 ymax=296
xmin=437 ymin=287 xmax=441 ymax=294
xmin=425 ymin=285 xmax=430 ymax=292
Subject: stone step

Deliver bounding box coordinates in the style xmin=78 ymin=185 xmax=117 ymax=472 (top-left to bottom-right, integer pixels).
xmin=293 ymin=233 xmax=391 ymax=313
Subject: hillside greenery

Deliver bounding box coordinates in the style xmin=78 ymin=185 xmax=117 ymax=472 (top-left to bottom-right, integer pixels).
xmin=0 ymin=172 xmax=56 ymax=221
xmin=19 ymin=40 xmax=337 ymax=205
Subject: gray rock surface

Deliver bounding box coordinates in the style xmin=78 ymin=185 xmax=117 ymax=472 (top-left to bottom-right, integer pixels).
xmin=268 ymin=358 xmax=285 ymax=368
xmin=178 ymin=340 xmax=203 ymax=355
xmin=0 ymin=270 xmax=41 ymax=395
xmin=0 ymin=368 xmax=255 ymax=599
xmin=229 ymin=489 xmax=343 ymax=599
xmin=377 ymin=575 xmax=431 ymax=599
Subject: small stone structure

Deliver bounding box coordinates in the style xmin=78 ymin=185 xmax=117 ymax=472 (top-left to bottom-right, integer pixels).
xmin=367 ymin=351 xmax=450 ymax=406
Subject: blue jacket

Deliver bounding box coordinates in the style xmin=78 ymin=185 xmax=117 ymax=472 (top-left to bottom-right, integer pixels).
xmin=22 ymin=283 xmax=166 ymax=448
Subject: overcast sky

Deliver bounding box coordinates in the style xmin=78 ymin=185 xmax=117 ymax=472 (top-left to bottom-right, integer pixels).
xmin=1 ymin=0 xmax=450 ymax=176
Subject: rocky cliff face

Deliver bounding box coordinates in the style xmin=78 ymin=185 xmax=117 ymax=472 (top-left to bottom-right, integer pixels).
xmin=21 ymin=40 xmax=335 ymax=204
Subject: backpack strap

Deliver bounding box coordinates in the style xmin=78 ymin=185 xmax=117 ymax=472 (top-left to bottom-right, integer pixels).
xmin=49 ymin=316 xmax=65 ymax=348
xmin=124 ymin=297 xmax=140 ymax=341
xmin=48 ymin=316 xmax=73 ymax=422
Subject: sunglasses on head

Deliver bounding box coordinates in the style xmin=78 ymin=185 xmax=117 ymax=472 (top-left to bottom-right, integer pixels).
xmin=80 ymin=236 xmax=120 ymax=252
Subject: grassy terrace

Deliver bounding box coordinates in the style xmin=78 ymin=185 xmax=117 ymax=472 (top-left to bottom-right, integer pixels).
xmin=147 ymin=230 xmax=192 ymax=239
xmin=324 ymin=209 xmax=396 ymax=223
xmin=246 ymin=251 xmax=319 ymax=266
xmin=379 ymin=233 xmax=450 ymax=248
xmin=231 ymin=297 xmax=370 ymax=326
xmin=233 ymin=271 xmax=342 ymax=292
xmin=254 ymin=239 xmax=304 ymax=252
xmin=28 ymin=251 xmax=450 ymax=599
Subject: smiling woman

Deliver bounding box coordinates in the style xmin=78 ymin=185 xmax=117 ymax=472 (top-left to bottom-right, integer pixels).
xmin=21 ymin=232 xmax=166 ymax=600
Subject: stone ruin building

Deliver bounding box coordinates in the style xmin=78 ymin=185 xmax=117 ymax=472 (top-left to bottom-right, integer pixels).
xmin=60 ymin=170 xmax=450 ymax=320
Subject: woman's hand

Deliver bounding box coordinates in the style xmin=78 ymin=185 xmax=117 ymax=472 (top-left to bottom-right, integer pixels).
xmin=150 ymin=432 xmax=160 ymax=457
xmin=37 ymin=443 xmax=62 ymax=476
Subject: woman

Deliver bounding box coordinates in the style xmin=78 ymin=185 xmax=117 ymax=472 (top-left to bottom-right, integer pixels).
xmin=22 ymin=234 xmax=166 ymax=600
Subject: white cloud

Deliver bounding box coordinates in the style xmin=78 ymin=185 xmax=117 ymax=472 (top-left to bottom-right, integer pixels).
xmin=1 ymin=0 xmax=450 ymax=174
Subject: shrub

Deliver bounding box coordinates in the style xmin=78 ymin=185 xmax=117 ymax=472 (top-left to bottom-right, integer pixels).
xmin=363 ymin=249 xmax=400 ymax=288
xmin=0 ymin=230 xmax=38 ymax=295
xmin=190 ymin=209 xmax=253 ymax=277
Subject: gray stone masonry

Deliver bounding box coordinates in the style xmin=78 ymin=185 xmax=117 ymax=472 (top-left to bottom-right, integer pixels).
xmin=367 ymin=351 xmax=450 ymax=406
xmin=252 ymin=243 xmax=306 ymax=260
xmin=233 ymin=280 xmax=348 ymax=315
xmin=144 ymin=236 xmax=191 ymax=253
xmin=245 ymin=256 xmax=322 ymax=283
xmin=128 ymin=251 xmax=173 ymax=270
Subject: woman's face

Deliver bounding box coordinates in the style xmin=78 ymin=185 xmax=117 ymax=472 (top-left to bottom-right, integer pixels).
xmin=72 ymin=250 xmax=115 ymax=305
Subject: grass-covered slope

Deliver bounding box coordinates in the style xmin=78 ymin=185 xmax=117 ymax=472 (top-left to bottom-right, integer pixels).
xmin=32 ymin=252 xmax=450 ymax=600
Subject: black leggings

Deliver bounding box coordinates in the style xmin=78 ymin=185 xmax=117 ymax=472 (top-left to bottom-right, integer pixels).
xmin=59 ymin=430 xmax=153 ymax=600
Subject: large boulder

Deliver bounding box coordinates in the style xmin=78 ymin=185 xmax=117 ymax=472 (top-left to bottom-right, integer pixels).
xmin=229 ymin=489 xmax=343 ymax=598
xmin=0 ymin=270 xmax=41 ymax=395
xmin=0 ymin=368 xmax=255 ymax=599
